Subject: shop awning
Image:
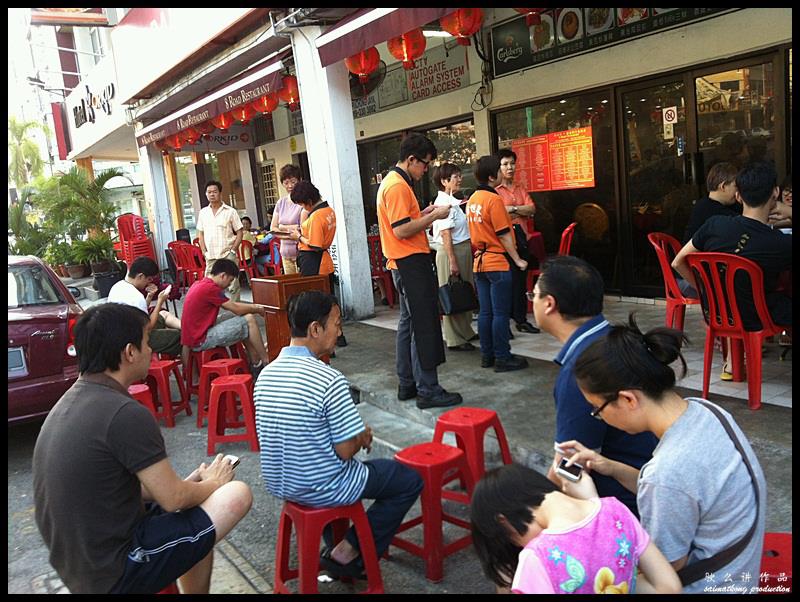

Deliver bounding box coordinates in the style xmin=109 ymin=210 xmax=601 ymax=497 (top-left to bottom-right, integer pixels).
xmin=135 ymin=57 xmax=285 ymax=147
xmin=316 ymin=8 xmax=455 ymax=68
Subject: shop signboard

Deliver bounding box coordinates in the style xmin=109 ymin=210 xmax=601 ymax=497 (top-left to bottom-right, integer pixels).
xmin=492 ymin=8 xmax=734 ymax=77
xmin=179 ymin=123 xmax=255 ymax=152
xmin=352 ymin=43 xmax=469 ymax=119
xmin=512 ymin=126 xmax=595 ymax=192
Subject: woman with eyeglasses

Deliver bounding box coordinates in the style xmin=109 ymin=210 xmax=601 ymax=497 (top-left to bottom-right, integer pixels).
xmin=558 ymin=314 xmax=766 ymax=594
xmin=769 ymin=173 xmax=792 ymax=231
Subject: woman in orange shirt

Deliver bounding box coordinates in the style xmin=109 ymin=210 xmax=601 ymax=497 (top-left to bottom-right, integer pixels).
xmin=466 ymin=156 xmax=529 ymax=372
xmin=289 ymin=181 xmax=346 ymax=347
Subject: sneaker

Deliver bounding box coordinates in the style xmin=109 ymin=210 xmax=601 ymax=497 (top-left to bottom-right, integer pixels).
xmin=515 ymin=321 xmax=541 ymax=334
xmin=481 ymin=355 xmax=495 ymax=368
xmin=397 ymin=384 xmax=417 ymax=400
xmin=250 ymin=361 xmax=265 ymax=378
xmin=416 ymin=390 xmax=463 ymax=410
xmin=336 ymin=334 xmax=348 ymax=347
xmin=447 ymin=342 xmax=476 ymax=351
xmin=494 ymin=355 xmax=529 ymax=372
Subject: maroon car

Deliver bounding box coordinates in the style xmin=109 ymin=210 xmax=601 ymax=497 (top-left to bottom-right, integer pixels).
xmin=8 ymin=255 xmax=83 ymax=424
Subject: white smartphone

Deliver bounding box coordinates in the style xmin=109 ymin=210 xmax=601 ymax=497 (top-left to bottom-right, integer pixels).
xmin=163 ymin=284 xmax=172 ymax=297
xmin=555 ymin=457 xmax=583 ymax=483
xmin=223 ymin=454 xmax=240 ymax=469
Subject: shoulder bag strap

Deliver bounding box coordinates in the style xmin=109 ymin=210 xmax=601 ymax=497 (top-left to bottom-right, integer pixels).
xmin=676 ymin=400 xmax=761 ymax=586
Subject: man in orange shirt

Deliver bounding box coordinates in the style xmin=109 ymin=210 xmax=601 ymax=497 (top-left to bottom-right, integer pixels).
xmin=467 ymin=155 xmax=529 ymax=372
xmin=495 ymin=148 xmax=540 ymax=334
xmin=376 ymin=133 xmax=462 ymax=409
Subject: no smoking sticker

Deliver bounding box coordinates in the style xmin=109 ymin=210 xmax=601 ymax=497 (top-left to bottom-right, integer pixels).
xmin=663 ymin=106 xmax=678 ymax=124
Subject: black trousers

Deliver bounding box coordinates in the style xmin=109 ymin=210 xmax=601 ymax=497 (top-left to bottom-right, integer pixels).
xmin=510 ymin=265 xmax=528 ymax=324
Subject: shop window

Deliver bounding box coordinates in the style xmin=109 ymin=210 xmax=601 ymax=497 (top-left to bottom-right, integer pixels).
xmin=425 ymin=120 xmax=478 ymax=202
xmin=254 ymin=114 xmax=275 ymax=145
xmin=259 ymin=161 xmax=279 ymax=215
xmin=494 ymin=92 xmax=617 ymax=284
xmin=89 ymin=27 xmax=104 ymax=65
xmin=289 ymin=110 xmax=304 ymax=136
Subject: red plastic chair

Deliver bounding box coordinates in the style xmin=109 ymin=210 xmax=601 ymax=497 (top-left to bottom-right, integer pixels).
xmin=236 ymin=240 xmax=262 ymax=287
xmin=128 ymin=383 xmax=158 ymax=418
xmin=685 ymin=253 xmax=786 ymax=410
xmin=760 ymin=532 xmax=792 ymax=592
xmin=168 ymin=242 xmax=204 ymax=293
xmin=367 ymin=234 xmax=395 ymax=308
xmin=274 ymin=500 xmax=384 ymax=594
xmin=647 ymin=232 xmax=701 ymax=331
xmin=263 ymin=238 xmax=283 ymax=276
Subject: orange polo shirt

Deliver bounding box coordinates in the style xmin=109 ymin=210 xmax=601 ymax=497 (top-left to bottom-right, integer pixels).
xmin=299 ymin=204 xmax=336 ymax=275
xmin=496 ymin=181 xmax=536 ymax=238
xmin=376 ymin=169 xmax=429 ymax=270
xmin=467 ymin=188 xmax=513 ymax=272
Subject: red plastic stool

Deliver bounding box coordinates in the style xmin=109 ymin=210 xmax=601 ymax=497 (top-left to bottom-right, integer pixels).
xmin=432 ymin=407 xmax=513 ymax=482
xmin=157 ymin=581 xmax=179 ymax=594
xmin=207 ymin=374 xmax=259 ymax=454
xmin=760 ymin=532 xmax=792 ymax=593
xmin=197 ymin=358 xmax=248 ymax=427
xmin=274 ymin=500 xmax=384 ymax=594
xmin=228 ymin=340 xmax=248 ymax=361
xmin=391 ymin=442 xmax=474 ymax=582
xmin=128 ymin=383 xmax=157 ymax=419
xmin=186 ymin=347 xmax=230 ymax=396
xmin=147 ymin=358 xmax=192 ymax=427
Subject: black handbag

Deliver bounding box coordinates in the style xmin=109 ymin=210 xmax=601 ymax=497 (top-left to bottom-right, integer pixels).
xmin=438 ymin=275 xmax=479 ymax=315
xmin=513 ymin=224 xmax=530 ymax=262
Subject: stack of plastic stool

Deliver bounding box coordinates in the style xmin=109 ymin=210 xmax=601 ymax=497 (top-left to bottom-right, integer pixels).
xmin=147 ymin=358 xmax=192 ymax=427
xmin=197 ymin=358 xmax=247 ymax=427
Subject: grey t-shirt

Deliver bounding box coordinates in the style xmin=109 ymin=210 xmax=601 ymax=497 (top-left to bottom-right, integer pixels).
xmin=637 ymin=398 xmax=766 ymax=594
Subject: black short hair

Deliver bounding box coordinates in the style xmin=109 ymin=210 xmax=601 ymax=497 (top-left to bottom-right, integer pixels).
xmin=290 ymin=181 xmax=322 ymax=206
xmin=210 ymin=258 xmax=239 ymax=276
xmin=471 ymin=464 xmax=557 ymax=588
xmin=287 ymin=290 xmax=339 ymax=337
xmin=205 ymin=180 xmax=223 ymax=193
xmin=75 ymin=303 xmax=149 ymax=374
xmin=537 ymin=255 xmax=604 ymax=320
xmin=398 ymin=132 xmax=437 ymax=164
xmin=279 ymin=164 xmax=302 ymax=182
xmin=735 ymin=161 xmax=777 ymax=208
xmin=497 ymin=148 xmax=517 ymax=162
xmin=242 ymin=216 xmax=252 ymax=224
xmin=431 ymin=162 xmax=461 ymax=191
xmin=473 ymin=155 xmax=501 ymax=185
xmin=128 ymin=256 xmax=159 ymax=278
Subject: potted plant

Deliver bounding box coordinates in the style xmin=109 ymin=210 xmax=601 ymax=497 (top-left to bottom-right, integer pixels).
xmin=43 ymin=241 xmax=74 ymax=277
xmin=72 ymin=234 xmax=117 ymax=274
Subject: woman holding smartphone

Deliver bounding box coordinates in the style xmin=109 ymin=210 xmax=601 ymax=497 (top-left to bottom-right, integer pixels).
xmin=560 ymin=315 xmax=766 ymax=594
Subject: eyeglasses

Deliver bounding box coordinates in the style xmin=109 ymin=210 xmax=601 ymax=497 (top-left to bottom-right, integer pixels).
xmin=590 ymin=398 xmax=615 ymax=420
xmin=782 ymin=188 xmax=792 ymax=196
xmin=414 ymin=156 xmax=431 ymax=168
xmin=525 ymin=289 xmax=542 ymax=302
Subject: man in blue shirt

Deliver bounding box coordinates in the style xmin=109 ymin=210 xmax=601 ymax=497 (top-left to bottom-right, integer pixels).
xmin=254 ymin=290 xmax=422 ymax=579
xmin=531 ymin=256 xmax=657 ymax=516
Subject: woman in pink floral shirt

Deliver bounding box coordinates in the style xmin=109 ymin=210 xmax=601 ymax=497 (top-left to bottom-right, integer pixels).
xmin=470 ymin=464 xmax=680 ymax=594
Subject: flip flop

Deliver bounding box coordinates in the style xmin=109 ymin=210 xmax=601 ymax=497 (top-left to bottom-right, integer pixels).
xmin=720 ymin=369 xmax=733 ymax=381
xmin=319 ymin=548 xmax=366 ymax=580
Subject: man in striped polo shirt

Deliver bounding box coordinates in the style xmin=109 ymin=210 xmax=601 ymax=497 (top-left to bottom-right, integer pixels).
xmin=254 ymin=291 xmax=422 ymax=579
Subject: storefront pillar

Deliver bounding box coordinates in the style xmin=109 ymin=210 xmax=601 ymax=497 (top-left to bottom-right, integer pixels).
xmin=162 ymin=153 xmax=184 ymax=230
xmin=138 ymin=144 xmax=176 ymax=270
xmin=290 ymin=26 xmax=373 ymax=320
xmin=75 ymin=157 xmax=94 ymax=180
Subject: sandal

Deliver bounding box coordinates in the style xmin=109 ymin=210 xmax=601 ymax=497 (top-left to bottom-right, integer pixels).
xmin=319 ymin=548 xmax=366 ymax=580
xmin=720 ymin=363 xmax=733 ymax=381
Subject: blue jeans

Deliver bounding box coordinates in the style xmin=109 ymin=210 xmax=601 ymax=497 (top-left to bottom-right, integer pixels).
xmin=340 ymin=459 xmax=422 ymax=558
xmin=475 ymin=271 xmax=513 ymax=361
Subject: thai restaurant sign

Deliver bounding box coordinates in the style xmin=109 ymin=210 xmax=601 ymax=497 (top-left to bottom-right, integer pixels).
xmin=511 ymin=127 xmax=595 ymax=192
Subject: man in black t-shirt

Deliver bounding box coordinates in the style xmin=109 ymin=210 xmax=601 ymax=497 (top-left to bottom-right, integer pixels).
xmin=673 ymin=161 xmax=792 ymax=331
xmin=682 ymin=162 xmax=742 ymax=244
xmin=33 ymin=303 xmax=253 ymax=594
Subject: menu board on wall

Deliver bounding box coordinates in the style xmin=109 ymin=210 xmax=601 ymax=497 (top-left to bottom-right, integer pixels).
xmin=512 ymin=126 xmax=595 ymax=192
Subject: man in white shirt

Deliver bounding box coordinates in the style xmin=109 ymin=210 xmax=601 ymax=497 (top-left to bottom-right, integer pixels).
xmin=108 ymin=256 xmax=182 ymax=356
xmin=196 ymin=180 xmax=244 ymax=302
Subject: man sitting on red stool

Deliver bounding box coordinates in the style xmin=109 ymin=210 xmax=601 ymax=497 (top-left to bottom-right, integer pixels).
xmin=254 ymin=290 xmax=423 ymax=579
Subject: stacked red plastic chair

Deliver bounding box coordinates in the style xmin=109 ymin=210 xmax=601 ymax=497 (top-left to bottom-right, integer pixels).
xmin=118 ymin=214 xmax=156 ymax=266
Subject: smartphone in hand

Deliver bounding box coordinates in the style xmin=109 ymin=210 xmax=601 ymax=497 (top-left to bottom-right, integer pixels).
xmin=223 ymin=454 xmax=240 ymax=469
xmin=555 ymin=457 xmax=583 ymax=482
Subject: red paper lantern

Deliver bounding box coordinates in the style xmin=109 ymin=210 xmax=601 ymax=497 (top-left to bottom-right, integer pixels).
xmin=387 ymin=28 xmax=426 ymax=70
xmin=164 ymin=133 xmax=184 ymax=151
xmin=514 ymin=8 xmax=546 ymax=27
xmin=344 ymin=47 xmax=381 ymax=84
xmin=180 ymin=127 xmax=201 ymax=145
xmin=230 ymin=103 xmax=256 ymax=125
xmin=277 ymin=75 xmax=300 ymax=112
xmin=250 ymin=93 xmax=279 ymax=114
xmin=210 ymin=111 xmax=235 ymax=132
xmin=439 ymin=9 xmax=484 ymax=46
xmin=194 ymin=120 xmax=216 ymax=135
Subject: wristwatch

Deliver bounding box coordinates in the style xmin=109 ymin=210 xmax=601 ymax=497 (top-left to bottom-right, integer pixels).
xmin=510 ymin=206 xmax=517 ymax=214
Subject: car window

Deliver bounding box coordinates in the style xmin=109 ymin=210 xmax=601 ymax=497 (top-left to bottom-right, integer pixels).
xmin=8 ymin=265 xmax=65 ymax=308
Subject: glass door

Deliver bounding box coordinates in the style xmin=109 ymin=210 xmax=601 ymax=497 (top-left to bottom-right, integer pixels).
xmin=618 ymin=78 xmax=700 ymax=295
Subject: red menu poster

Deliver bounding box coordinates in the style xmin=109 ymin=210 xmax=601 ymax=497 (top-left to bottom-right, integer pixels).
xmin=511 ymin=126 xmax=595 ymax=192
